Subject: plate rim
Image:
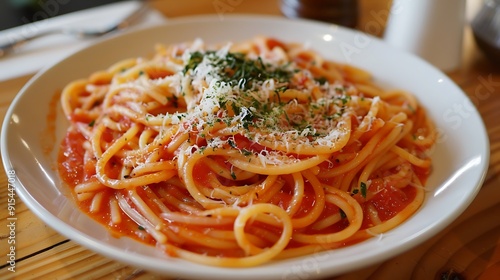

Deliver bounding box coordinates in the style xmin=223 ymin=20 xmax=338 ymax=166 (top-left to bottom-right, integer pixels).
xmin=0 ymin=14 xmax=490 ymax=279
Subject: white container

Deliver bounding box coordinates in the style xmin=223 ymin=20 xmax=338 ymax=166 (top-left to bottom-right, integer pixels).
xmin=383 ymin=0 xmax=466 ymax=72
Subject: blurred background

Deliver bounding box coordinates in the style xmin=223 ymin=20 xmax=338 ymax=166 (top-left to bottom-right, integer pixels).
xmin=0 ymin=0 xmax=127 ymax=31
xmin=0 ymin=0 xmax=496 ymax=73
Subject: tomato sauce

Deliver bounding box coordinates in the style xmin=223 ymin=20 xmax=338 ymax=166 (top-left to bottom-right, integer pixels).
xmin=58 ymin=130 xmax=157 ymax=244
xmin=58 ymin=124 xmax=427 ymax=254
xmin=58 ymin=130 xmax=86 ymax=186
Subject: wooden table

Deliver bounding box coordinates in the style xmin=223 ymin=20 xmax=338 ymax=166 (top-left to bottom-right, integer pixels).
xmin=1 ymin=0 xmax=499 ymax=279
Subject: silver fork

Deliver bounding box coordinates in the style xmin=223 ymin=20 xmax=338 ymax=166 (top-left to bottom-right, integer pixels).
xmin=0 ymin=3 xmax=148 ymax=58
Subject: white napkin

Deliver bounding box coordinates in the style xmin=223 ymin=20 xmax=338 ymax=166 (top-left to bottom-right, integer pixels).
xmin=0 ymin=1 xmax=167 ymax=82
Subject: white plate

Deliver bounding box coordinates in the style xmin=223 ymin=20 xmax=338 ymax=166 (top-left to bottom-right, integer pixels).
xmin=1 ymin=15 xmax=489 ymax=279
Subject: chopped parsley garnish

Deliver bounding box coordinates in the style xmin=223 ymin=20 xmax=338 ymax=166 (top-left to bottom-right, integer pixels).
xmin=167 ymin=95 xmax=179 ymax=108
xmin=315 ymin=77 xmax=328 ymax=84
xmin=227 ymin=139 xmax=237 ymax=148
xmin=352 ymin=183 xmax=367 ymax=198
xmin=339 ymin=209 xmax=347 ymax=219
xmin=184 ymin=51 xmax=295 ymax=90
xmin=360 ymin=182 xmax=367 ymax=198
xmin=178 ymin=48 xmax=351 ymax=151
xmin=183 ymin=51 xmax=205 ymax=74
xmin=340 ymin=94 xmax=351 ymax=105
xmin=241 ymin=149 xmax=252 ymax=156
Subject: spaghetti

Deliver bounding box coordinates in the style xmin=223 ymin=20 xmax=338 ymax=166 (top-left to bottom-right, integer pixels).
xmin=58 ymin=37 xmax=436 ymax=267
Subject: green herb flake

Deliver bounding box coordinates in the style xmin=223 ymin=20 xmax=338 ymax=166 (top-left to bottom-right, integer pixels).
xmin=340 ymin=94 xmax=351 ymax=105
xmin=228 ymin=139 xmax=237 ymax=148
xmin=360 ymin=182 xmax=367 ymax=198
xmin=183 ymin=51 xmax=204 ymax=74
xmin=167 ymin=95 xmax=179 ymax=108
xmin=315 ymin=77 xmax=328 ymax=84
xmin=339 ymin=209 xmax=346 ymax=219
